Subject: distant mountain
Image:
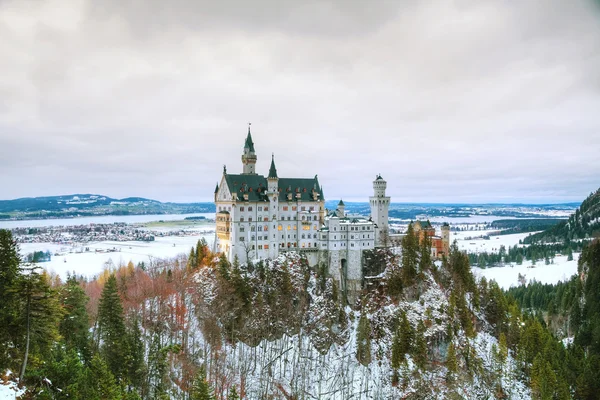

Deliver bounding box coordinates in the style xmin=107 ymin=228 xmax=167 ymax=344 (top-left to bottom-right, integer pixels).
xmin=0 ymin=194 xmax=215 ymax=220
xmin=525 ymin=187 xmax=600 ymax=243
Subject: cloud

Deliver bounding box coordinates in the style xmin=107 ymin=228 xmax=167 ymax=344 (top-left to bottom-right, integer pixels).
xmin=1 ymin=0 xmax=599 ymax=203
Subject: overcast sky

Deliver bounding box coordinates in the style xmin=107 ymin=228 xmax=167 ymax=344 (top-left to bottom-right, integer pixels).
xmin=1 ymin=0 xmax=599 ymax=204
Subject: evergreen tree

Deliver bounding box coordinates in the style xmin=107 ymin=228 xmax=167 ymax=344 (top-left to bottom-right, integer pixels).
xmin=190 ymin=366 xmax=215 ymax=400
xmin=391 ymin=326 xmax=403 ymax=369
xmin=0 ymin=229 xmax=21 ymax=368
xmin=97 ymin=274 xmax=128 ymax=382
xmin=79 ymin=354 xmax=123 ymax=400
xmin=446 ymin=342 xmax=458 ymax=382
xmin=414 ymin=320 xmax=428 ymax=368
xmin=401 ymin=223 xmax=418 ymax=285
xmin=228 ymin=385 xmax=240 ymax=400
xmin=418 ymin=229 xmax=432 ymax=273
xmin=60 ymin=276 xmax=91 ymax=362
xmin=356 ymin=309 xmax=372 ymax=366
xmin=399 ymin=312 xmax=414 ymax=356
xmin=17 ymin=268 xmax=63 ymax=381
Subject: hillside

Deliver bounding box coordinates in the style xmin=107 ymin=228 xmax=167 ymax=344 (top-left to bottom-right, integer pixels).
xmin=0 ymin=194 xmax=214 ymax=220
xmin=524 ymin=187 xmax=600 ymax=243
xmin=1 ymin=229 xmax=560 ymax=399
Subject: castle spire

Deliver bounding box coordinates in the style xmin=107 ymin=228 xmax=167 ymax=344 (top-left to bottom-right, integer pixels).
xmin=244 ymin=123 xmax=255 ymax=152
xmin=268 ymin=153 xmax=278 ymax=179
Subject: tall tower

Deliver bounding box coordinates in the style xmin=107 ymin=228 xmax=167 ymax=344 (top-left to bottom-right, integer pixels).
xmin=241 ymin=124 xmax=257 ymax=174
xmin=441 ymin=223 xmax=450 ymax=256
xmin=370 ymin=174 xmax=390 ymax=246
xmin=267 ymin=154 xmax=279 ymax=259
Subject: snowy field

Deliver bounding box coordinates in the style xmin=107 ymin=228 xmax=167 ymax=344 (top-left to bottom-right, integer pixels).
xmin=453 ymin=230 xmax=535 ymax=254
xmin=19 ymin=234 xmax=215 ymax=280
xmin=454 ymin=230 xmax=579 ymax=289
xmin=0 ymin=213 xmax=215 ymax=229
xmin=472 ymin=254 xmax=579 ymax=290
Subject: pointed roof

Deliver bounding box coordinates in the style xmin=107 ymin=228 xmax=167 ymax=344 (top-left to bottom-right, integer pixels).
xmin=214 ymin=182 xmax=219 ymax=193
xmin=244 ymin=125 xmax=255 ymax=152
xmin=338 ymin=199 xmax=345 ymax=206
xmin=268 ymin=154 xmax=278 ymax=179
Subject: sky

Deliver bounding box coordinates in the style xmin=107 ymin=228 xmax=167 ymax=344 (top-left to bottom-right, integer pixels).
xmin=1 ymin=0 xmax=600 ymax=204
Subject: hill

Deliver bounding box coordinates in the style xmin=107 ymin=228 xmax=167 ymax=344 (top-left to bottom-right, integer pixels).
xmin=0 ymin=194 xmax=215 ymax=220
xmin=524 ymin=188 xmax=600 ymax=243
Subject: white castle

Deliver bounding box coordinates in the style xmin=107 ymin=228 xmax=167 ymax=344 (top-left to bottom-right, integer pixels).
xmin=214 ymin=127 xmax=390 ymax=302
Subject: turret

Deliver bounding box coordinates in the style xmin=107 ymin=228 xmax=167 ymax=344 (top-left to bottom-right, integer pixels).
xmin=337 ymin=199 xmax=345 ymax=217
xmin=267 ymin=154 xmax=278 ymax=193
xmin=241 ymin=124 xmax=257 ymax=174
xmin=441 ymin=223 xmax=450 ymax=255
xmin=370 ymin=174 xmax=390 ymax=246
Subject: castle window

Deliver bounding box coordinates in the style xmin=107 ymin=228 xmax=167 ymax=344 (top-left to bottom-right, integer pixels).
xmin=264 ymin=225 xmax=268 ymax=231
xmin=248 ymin=206 xmax=253 ymax=211
xmin=240 ymin=207 xmax=245 ymax=212
xmin=264 ymin=217 xmax=269 ymax=222
xmin=334 ymin=244 xmax=336 ymax=247
xmin=264 ymin=244 xmax=269 ymax=249
xmin=292 ymin=206 xmax=297 ymax=211
xmin=283 ymin=206 xmax=288 ymax=211
xmin=288 ymin=216 xmax=291 ymax=221
xmin=278 ymin=225 xmax=282 ymax=231
xmin=258 ymin=206 xmax=263 ymax=211
xmin=258 ymin=216 xmax=263 ymax=222
xmin=239 ymin=237 xmax=245 ymax=242
xmin=251 ymin=226 xmax=256 ymax=232
xmin=313 ymin=234 xmax=317 ymax=238
xmin=302 ymin=234 xmax=305 ymax=239
xmin=314 ymin=242 xmax=317 ymax=247
xmin=313 ymin=216 xmax=317 ymax=221
xmin=258 ymin=226 xmax=263 ymax=231
xmin=293 ymin=226 xmax=297 ymax=230
xmin=301 ymin=206 xmax=306 ymax=211
xmin=302 ymin=216 xmax=305 ymax=221
xmin=302 ymin=243 xmax=306 ymax=248
xmin=251 ymin=235 xmax=255 ymax=240
xmin=249 ymin=217 xmax=252 ymax=222
xmin=310 ymin=206 xmax=314 ymax=211
xmin=282 ymin=235 xmax=284 ymax=239
xmin=252 ymin=245 xmax=255 ymax=250
xmin=240 ymin=227 xmax=245 ymax=232
xmin=288 ymin=225 xmax=291 ymax=230
xmin=351 ymin=243 xmax=354 ymax=247
xmin=240 ymin=217 xmax=244 ymax=222
xmin=258 ymin=245 xmax=263 ymax=250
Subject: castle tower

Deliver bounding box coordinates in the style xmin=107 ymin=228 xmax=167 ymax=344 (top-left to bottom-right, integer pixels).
xmin=337 ymin=199 xmax=345 ymax=217
xmin=267 ymin=154 xmax=279 ymax=259
xmin=241 ymin=125 xmax=257 ymax=175
xmin=441 ymin=223 xmax=450 ymax=256
xmin=370 ymin=174 xmax=390 ymax=246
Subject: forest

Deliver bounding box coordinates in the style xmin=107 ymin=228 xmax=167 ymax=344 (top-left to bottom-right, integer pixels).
xmin=2 ymin=223 xmax=600 ymax=398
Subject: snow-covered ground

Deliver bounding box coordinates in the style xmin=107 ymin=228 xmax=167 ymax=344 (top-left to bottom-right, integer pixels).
xmin=0 ymin=213 xmax=215 ymax=229
xmin=19 ymin=234 xmax=215 ymax=280
xmin=472 ymin=254 xmax=579 ymax=290
xmin=454 ymin=231 xmax=535 ymax=254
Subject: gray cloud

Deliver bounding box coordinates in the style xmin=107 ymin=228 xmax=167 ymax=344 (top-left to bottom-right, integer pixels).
xmin=1 ymin=0 xmax=599 ymax=203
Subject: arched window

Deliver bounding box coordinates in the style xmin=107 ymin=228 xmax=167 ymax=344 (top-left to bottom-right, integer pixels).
xmin=240 ymin=217 xmax=244 ymax=222
xmin=251 ymin=226 xmax=256 ymax=232
xmin=258 ymin=226 xmax=263 ymax=231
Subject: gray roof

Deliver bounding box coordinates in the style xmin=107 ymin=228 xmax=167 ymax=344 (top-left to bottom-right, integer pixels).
xmin=224 ymin=173 xmax=324 ymax=202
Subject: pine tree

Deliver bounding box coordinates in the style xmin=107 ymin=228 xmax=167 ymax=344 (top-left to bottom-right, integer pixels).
xmin=356 ymin=309 xmax=372 ymax=366
xmin=97 ymin=274 xmax=128 ymax=382
xmin=419 ymin=229 xmax=432 ymax=273
xmin=401 ymin=223 xmax=418 ymax=285
xmin=391 ymin=326 xmax=403 ymax=369
xmin=399 ymin=312 xmax=413 ymax=356
xmin=0 ymin=229 xmax=21 ymax=368
xmin=190 ymin=366 xmax=215 ymax=400
xmin=414 ymin=320 xmax=428 ymax=368
xmin=446 ymin=342 xmax=458 ymax=382
xmin=60 ymin=276 xmax=91 ymax=362
xmin=228 ymin=385 xmax=240 ymax=400
xmin=16 ymin=268 xmax=63 ymax=381
xmin=79 ymin=354 xmax=123 ymax=400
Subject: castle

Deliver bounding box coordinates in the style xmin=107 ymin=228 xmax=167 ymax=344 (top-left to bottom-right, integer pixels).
xmin=214 ymin=127 xmax=448 ymax=302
